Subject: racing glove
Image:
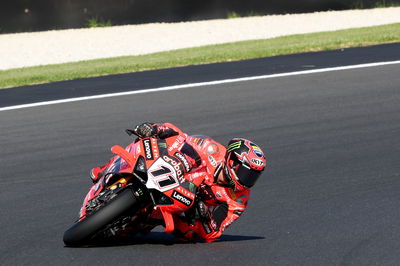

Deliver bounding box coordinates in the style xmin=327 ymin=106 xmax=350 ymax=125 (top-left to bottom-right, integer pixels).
xmin=196 ymin=200 xmax=211 ymax=222
xmin=127 ymin=122 xmax=157 ymax=138
xmin=183 ymin=199 xmax=211 ymax=225
xmin=127 ymin=122 xmax=179 ymax=139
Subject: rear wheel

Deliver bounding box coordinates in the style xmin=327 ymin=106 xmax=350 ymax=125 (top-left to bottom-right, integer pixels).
xmin=63 ymin=187 xmax=143 ymax=247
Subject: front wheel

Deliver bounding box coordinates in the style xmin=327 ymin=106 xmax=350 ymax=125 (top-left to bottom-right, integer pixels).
xmin=63 ymin=187 xmax=142 ymax=247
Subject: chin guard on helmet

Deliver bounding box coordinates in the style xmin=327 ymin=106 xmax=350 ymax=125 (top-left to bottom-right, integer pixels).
xmin=223 ymin=138 xmax=266 ymax=190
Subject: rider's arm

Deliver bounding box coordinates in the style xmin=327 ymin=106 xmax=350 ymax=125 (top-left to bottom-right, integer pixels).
xmin=129 ymin=122 xmax=185 ymax=139
xmin=92 ymin=122 xmax=186 ymax=182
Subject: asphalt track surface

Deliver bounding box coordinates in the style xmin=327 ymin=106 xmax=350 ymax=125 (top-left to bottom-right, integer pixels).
xmin=1 ymin=43 xmax=400 ymax=265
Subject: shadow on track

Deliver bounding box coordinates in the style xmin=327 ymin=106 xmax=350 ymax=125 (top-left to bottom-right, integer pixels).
xmin=64 ymin=232 xmax=264 ymax=248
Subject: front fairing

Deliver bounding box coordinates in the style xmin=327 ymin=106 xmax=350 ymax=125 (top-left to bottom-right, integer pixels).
xmin=79 ymin=142 xmax=141 ymax=219
xmin=78 ymin=135 xmax=207 ymax=234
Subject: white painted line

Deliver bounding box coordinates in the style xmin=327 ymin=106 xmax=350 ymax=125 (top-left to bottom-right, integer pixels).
xmin=1 ymin=60 xmax=400 ymax=112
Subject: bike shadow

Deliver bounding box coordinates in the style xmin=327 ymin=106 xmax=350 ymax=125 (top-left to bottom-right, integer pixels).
xmin=83 ymin=232 xmax=264 ymax=247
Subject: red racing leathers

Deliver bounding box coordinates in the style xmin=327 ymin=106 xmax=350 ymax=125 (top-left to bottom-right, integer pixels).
xmin=91 ymin=123 xmax=250 ymax=242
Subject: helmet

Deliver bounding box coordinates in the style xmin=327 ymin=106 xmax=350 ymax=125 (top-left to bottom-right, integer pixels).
xmin=223 ymin=138 xmax=266 ymax=190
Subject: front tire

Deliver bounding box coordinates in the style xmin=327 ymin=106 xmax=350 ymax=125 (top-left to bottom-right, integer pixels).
xmin=63 ymin=187 xmax=141 ymax=247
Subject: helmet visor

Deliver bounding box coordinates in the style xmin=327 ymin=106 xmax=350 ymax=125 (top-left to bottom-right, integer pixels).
xmin=234 ymin=164 xmax=262 ymax=188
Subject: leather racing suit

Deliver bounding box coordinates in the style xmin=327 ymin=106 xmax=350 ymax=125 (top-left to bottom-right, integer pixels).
xmin=91 ymin=123 xmax=250 ymax=242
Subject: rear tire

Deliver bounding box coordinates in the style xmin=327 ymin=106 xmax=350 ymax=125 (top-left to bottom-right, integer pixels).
xmin=63 ymin=187 xmax=141 ymax=247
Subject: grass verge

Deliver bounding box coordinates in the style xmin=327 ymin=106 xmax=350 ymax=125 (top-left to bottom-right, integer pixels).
xmin=1 ymin=23 xmax=400 ymax=89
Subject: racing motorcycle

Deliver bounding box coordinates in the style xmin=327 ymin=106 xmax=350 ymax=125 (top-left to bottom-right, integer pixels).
xmin=63 ymin=133 xmax=203 ymax=246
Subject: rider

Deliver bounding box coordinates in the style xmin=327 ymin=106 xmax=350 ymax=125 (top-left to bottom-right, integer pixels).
xmin=90 ymin=122 xmax=267 ymax=242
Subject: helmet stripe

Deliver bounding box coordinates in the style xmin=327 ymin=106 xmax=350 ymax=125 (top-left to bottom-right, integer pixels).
xmin=227 ymin=141 xmax=242 ymax=152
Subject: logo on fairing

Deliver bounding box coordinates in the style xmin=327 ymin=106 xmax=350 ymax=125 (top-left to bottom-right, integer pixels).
xmin=163 ymin=155 xmax=185 ymax=183
xmin=250 ymin=143 xmax=263 ymax=157
xmin=148 ymin=157 xmax=179 ymax=191
xmin=172 ymin=190 xmax=193 ymax=206
xmin=168 ymin=135 xmax=185 ymax=152
xmin=143 ymin=139 xmax=153 ymax=160
xmin=202 ymin=222 xmax=212 ymax=234
xmin=228 ymin=141 xmax=242 ymax=152
xmin=174 ymin=152 xmax=191 ymax=172
xmin=208 ymin=155 xmax=217 ymax=167
xmin=251 ymin=158 xmax=264 ymax=167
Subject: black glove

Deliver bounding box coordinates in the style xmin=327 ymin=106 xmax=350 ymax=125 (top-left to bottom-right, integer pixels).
xmin=128 ymin=122 xmax=157 ymax=138
xmin=196 ymin=200 xmax=211 ymax=222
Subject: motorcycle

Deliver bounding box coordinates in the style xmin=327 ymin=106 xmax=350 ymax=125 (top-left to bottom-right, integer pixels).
xmin=63 ymin=133 xmax=204 ymax=246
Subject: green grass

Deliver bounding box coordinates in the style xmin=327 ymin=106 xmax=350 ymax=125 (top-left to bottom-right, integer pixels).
xmin=86 ymin=17 xmax=113 ymax=28
xmin=227 ymin=11 xmax=264 ymax=18
xmin=374 ymin=0 xmax=400 ymax=8
xmin=1 ymin=23 xmax=400 ymax=89
xmin=352 ymin=0 xmax=400 ymax=8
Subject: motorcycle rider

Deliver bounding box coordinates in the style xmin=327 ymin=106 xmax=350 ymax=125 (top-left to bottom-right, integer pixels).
xmin=90 ymin=122 xmax=267 ymax=242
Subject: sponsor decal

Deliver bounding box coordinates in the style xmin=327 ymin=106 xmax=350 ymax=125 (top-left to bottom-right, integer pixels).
xmin=150 ymin=166 xmax=172 ymax=178
xmin=188 ymin=171 xmax=205 ymax=182
xmin=172 ymin=190 xmax=193 ymax=206
xmin=208 ymin=155 xmax=217 ymax=167
xmin=215 ymin=192 xmax=222 ymax=198
xmin=251 ymin=158 xmax=264 ymax=167
xmin=168 ymin=135 xmax=185 ymax=152
xmin=148 ymin=158 xmax=179 ymax=191
xmin=177 ymin=186 xmax=194 ymax=198
xmin=143 ymin=139 xmax=153 ymax=160
xmin=174 ymin=152 xmax=191 ymax=172
xmin=228 ymin=141 xmax=242 ymax=152
xmin=202 ymin=222 xmax=212 ymax=234
xmin=222 ymin=217 xmax=235 ymax=231
xmin=163 ymin=155 xmax=185 ymax=183
xmin=250 ymin=143 xmax=263 ymax=158
xmin=151 ymin=138 xmax=159 ymax=159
